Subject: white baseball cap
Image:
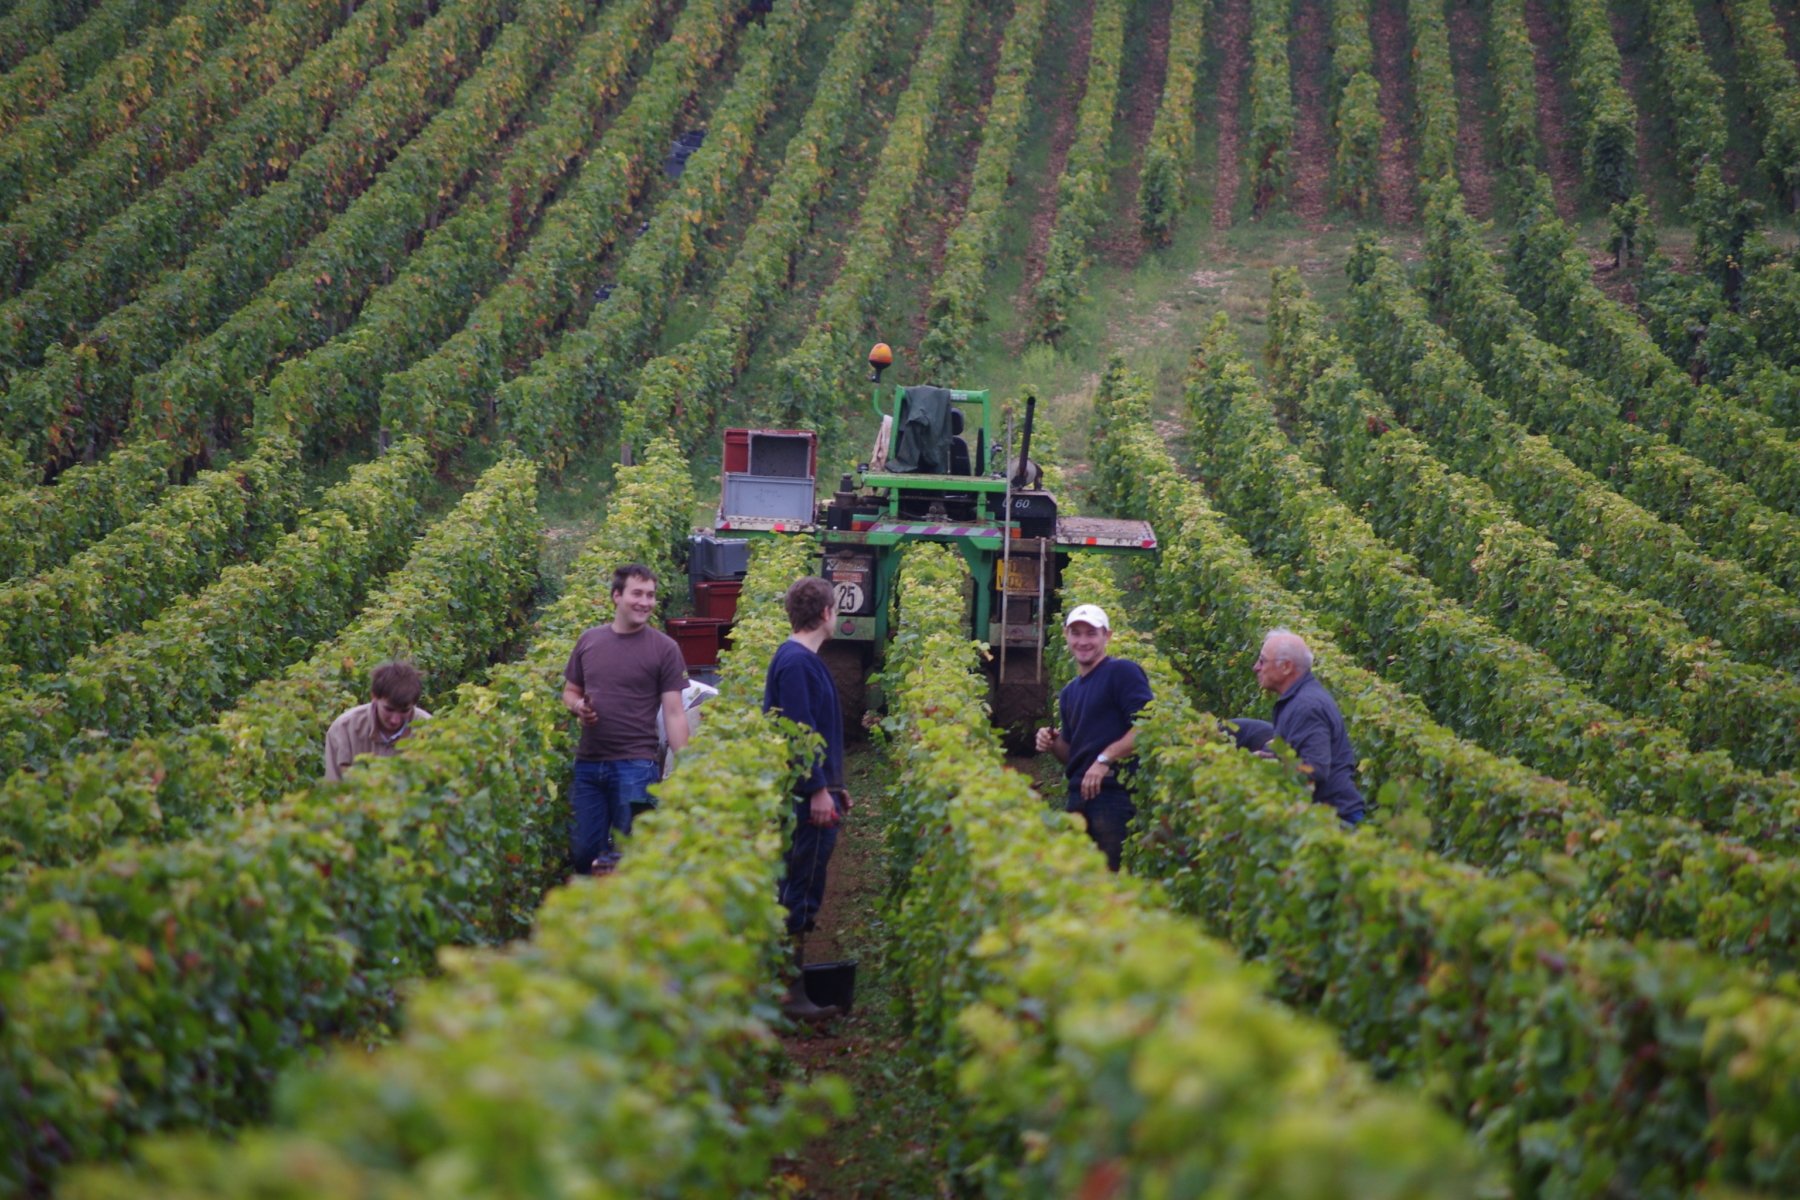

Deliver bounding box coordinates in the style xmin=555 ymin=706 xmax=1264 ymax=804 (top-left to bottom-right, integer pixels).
xmin=1063 ymin=604 xmax=1111 ymax=631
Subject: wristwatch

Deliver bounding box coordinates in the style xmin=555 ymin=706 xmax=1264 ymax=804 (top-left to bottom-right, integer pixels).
xmin=1095 ymin=752 xmax=1112 ymax=766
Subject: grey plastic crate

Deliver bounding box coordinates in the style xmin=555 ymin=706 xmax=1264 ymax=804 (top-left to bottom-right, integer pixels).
xmin=688 ymin=534 xmax=751 ymax=581
xmin=723 ymin=473 xmax=815 ymax=522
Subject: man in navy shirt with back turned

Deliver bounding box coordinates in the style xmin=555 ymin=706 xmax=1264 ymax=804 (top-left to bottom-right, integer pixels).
xmin=763 ymin=575 xmax=850 ymax=1022
xmin=1035 ymin=603 xmax=1154 ymax=871
xmin=1228 ymin=628 xmax=1367 ymax=826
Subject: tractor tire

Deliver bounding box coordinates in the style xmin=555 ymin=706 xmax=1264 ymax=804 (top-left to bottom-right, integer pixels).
xmin=822 ymin=639 xmax=872 ymax=742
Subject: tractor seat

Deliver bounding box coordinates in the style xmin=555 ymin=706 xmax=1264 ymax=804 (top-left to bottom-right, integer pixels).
xmin=948 ymin=407 xmax=971 ymax=476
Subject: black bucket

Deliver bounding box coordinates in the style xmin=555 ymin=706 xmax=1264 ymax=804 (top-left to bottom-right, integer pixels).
xmin=801 ymin=959 xmax=858 ymax=1013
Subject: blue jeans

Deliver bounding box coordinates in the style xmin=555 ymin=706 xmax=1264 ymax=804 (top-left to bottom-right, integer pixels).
xmin=780 ymin=794 xmax=842 ymax=934
xmin=1067 ymin=784 xmax=1136 ymax=873
xmin=570 ymin=759 xmax=657 ymax=872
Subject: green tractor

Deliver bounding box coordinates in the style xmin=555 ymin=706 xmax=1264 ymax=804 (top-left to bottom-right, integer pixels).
xmin=689 ymin=343 xmax=1157 ymax=742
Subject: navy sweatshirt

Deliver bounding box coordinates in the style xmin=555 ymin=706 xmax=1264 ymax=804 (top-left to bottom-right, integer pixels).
xmin=1270 ymin=672 xmax=1366 ymax=822
xmin=1058 ymin=656 xmax=1153 ymax=792
xmin=763 ymin=639 xmax=844 ymax=798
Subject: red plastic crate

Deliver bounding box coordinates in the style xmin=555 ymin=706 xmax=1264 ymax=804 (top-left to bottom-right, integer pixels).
xmin=667 ymin=617 xmax=731 ymax=668
xmin=693 ymin=579 xmax=742 ymax=621
xmin=722 ymin=428 xmax=818 ymax=477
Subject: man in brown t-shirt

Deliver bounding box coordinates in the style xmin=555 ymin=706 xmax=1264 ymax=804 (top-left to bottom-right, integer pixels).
xmin=561 ymin=562 xmax=690 ymax=873
xmin=323 ymin=661 xmax=431 ymax=781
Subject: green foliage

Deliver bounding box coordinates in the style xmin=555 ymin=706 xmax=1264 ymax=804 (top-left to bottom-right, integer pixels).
xmin=0 ymin=440 xmax=434 ymax=778
xmin=0 ymin=440 xmax=178 ymax=580
xmin=0 ymin=0 xmax=101 ymax=71
xmin=1646 ymin=0 xmax=1730 ymax=195
xmin=1551 ymin=0 xmax=1636 ymax=200
xmin=613 ymin=0 xmax=894 ymax=452
xmin=1091 ymin=356 xmax=1800 ymax=978
xmin=919 ymin=0 xmax=1047 ymax=373
xmin=881 ymin=544 xmax=1489 ymax=1196
xmin=1725 ymin=0 xmax=1800 ymax=208
xmin=1326 ymin=0 xmax=1380 ymax=212
xmin=1486 ymin=0 xmax=1540 ymax=181
xmin=1136 ymin=0 xmax=1205 ymax=244
xmin=1403 ymin=0 xmax=1456 ymax=183
xmin=1132 ymin=705 xmax=1800 ymax=1199
xmin=0 ymin=0 xmax=468 ymax=472
xmin=1637 ymin=247 xmax=1759 ymax=381
xmin=0 ymin=0 xmax=189 ymax=142
xmin=0 ymin=436 xmax=301 ymax=676
xmin=0 ymin=441 xmax=693 ymax=1191
xmin=0 ymin=454 xmax=541 ymax=876
xmin=54 ymin=524 xmax=841 ymax=1200
xmin=1608 ymin=191 xmax=1652 ymax=264
xmin=1506 ymin=179 xmax=1800 ymax=526
xmin=1244 ymin=0 xmax=1294 ymax=215
xmin=118 ymin=0 xmax=599 ymax=458
xmin=763 ymin=0 xmax=971 ymax=432
xmin=0 ymin=0 xmax=361 ymax=319
xmin=1722 ymin=359 xmax=1800 ymax=433
xmin=1351 ymin=211 xmax=1800 ymax=680
xmin=1424 ymin=187 xmax=1800 ymax=597
xmin=377 ymin=0 xmax=740 ymax=452
xmin=1689 ymin=159 xmax=1769 ymax=285
xmin=259 ymin=0 xmax=668 ymax=454
xmin=1741 ymin=251 xmax=1800 ymax=353
xmin=1030 ymin=0 xmax=1124 ymax=342
xmin=1193 ymin=309 xmax=1800 ymax=839
xmin=496 ymin=0 xmax=815 ymax=470
xmin=1280 ymin=266 xmax=1800 ymax=773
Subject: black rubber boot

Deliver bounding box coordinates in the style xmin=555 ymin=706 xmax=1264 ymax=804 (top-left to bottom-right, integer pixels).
xmin=781 ymin=934 xmax=839 ymax=1024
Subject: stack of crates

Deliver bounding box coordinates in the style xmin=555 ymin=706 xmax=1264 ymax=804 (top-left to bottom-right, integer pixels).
xmin=669 ymin=535 xmax=751 ymax=671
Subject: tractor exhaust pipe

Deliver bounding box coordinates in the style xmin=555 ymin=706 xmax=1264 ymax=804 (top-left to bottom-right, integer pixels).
xmin=1012 ymin=392 xmax=1037 ymax=488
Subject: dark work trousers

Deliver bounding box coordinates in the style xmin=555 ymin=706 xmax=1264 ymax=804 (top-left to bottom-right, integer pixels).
xmin=570 ymin=758 xmax=657 ymax=873
xmin=1067 ymin=784 xmax=1136 ymax=872
xmin=780 ymin=794 xmax=843 ymax=934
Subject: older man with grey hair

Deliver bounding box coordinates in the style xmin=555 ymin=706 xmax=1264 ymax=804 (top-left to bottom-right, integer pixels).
xmin=1228 ymin=628 xmax=1366 ymax=825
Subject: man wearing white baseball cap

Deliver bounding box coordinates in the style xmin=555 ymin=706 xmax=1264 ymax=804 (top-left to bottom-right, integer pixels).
xmin=1033 ymin=602 xmax=1154 ymax=871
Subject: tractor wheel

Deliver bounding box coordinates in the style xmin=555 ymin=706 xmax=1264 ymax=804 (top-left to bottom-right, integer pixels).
xmin=821 ymin=640 xmax=872 ymax=742
xmin=989 ymin=648 xmax=1050 ymax=755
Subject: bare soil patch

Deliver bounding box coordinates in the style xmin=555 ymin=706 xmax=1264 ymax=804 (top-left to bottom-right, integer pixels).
xmin=1290 ymin=0 xmax=1332 ymax=230
xmin=1011 ymin=0 xmax=1095 ymax=336
xmin=775 ymin=757 xmax=953 ymax=1199
xmin=1210 ymin=0 xmax=1250 ymax=231
xmin=1523 ymin=0 xmax=1580 ymax=217
xmin=1590 ymin=253 xmax=1639 ymax=308
xmin=1370 ymin=0 xmax=1419 ymax=224
xmin=1096 ymin=0 xmax=1173 ymax=267
xmin=1447 ymin=2 xmax=1496 ymax=218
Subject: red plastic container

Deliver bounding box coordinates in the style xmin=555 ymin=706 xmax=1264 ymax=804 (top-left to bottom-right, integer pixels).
xmin=693 ymin=579 xmax=742 ymax=621
xmin=668 ymin=617 xmax=731 ymax=668
xmin=722 ymin=428 xmax=818 ymax=478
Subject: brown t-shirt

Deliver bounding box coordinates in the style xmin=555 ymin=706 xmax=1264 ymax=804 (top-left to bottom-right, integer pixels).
xmin=563 ymin=623 xmax=689 ymax=762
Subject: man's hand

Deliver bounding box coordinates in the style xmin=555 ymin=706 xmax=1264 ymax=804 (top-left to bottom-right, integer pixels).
xmin=808 ymin=787 xmax=840 ymax=827
xmin=831 ymin=786 xmax=854 ymax=814
xmin=1080 ymin=758 xmax=1110 ymax=801
xmin=576 ymin=696 xmax=599 ymax=726
xmin=1034 ymin=726 xmax=1059 ymax=754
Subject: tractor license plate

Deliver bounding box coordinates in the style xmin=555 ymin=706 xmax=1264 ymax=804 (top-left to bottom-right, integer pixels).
xmin=824 ymin=551 xmax=875 ymax=616
xmin=996 ymin=556 xmax=1040 ymax=593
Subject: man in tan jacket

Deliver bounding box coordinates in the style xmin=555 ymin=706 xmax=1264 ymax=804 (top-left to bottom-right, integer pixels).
xmin=324 ymin=661 xmax=431 ymax=782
